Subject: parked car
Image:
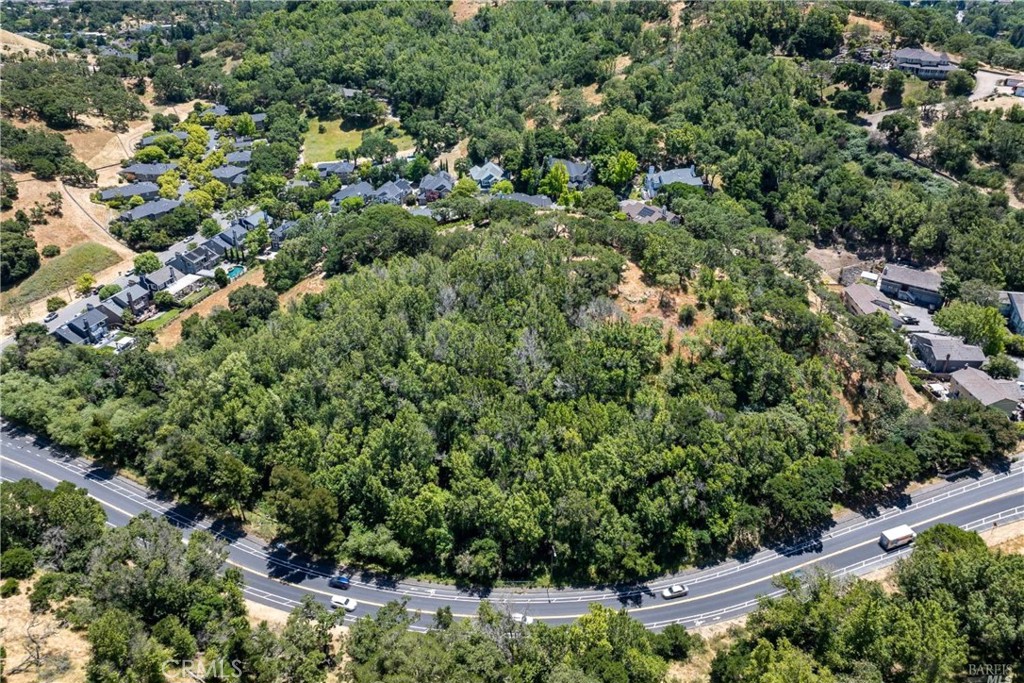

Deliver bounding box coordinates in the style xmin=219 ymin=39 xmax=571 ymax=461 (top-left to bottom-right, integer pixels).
xmin=328 ymin=575 xmax=351 ymax=590
xmin=899 ymin=315 xmax=919 ymax=325
xmin=661 ymin=584 xmax=688 ymax=599
xmin=510 ymin=612 xmax=534 ymax=625
xmin=44 ymin=312 xmax=58 ymax=323
xmin=331 ymin=595 xmax=357 ymax=612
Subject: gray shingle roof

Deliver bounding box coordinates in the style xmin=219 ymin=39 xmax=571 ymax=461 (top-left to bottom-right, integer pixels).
xmin=952 ymin=367 xmax=1022 ymax=406
xmin=99 ymin=182 xmax=159 ymax=201
xmin=881 ymin=265 xmax=942 ymax=292
xmin=120 ymin=198 xmax=181 ymax=222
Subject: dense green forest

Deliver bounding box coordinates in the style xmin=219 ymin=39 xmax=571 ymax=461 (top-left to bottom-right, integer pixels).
xmin=2 ymin=204 xmax=1017 ymax=582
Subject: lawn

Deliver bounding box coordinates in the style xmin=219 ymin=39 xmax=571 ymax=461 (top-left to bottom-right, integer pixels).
xmin=136 ymin=308 xmax=181 ymax=332
xmin=304 ymin=117 xmax=415 ymax=163
xmin=1 ymin=243 xmax=121 ymax=311
xmin=868 ymin=76 xmax=936 ymax=110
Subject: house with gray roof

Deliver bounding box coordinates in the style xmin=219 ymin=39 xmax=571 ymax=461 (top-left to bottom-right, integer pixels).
xmin=372 ymin=179 xmax=413 ymax=205
xmin=99 ymin=182 xmax=159 ymax=203
xmin=879 ymin=264 xmax=943 ymax=309
xmin=469 ymin=162 xmax=506 ymax=190
xmin=493 ymin=192 xmax=554 ymax=209
xmin=119 ymin=198 xmax=181 ymax=222
xmin=950 ymin=367 xmax=1022 ymax=416
xmin=53 ymin=305 xmax=109 ymax=345
xmin=271 ymin=220 xmax=297 ymax=250
xmin=418 ymin=170 xmax=455 ymax=203
xmin=170 ymin=245 xmax=221 ymax=275
xmin=317 ymin=160 xmax=357 ymax=181
xmin=120 ymin=163 xmax=177 ymax=182
xmin=619 ymin=200 xmax=678 ymax=225
xmin=545 ymin=157 xmax=594 ymax=190
xmin=240 ymin=210 xmax=269 ymax=230
xmin=1007 ymin=292 xmax=1024 ymax=335
xmin=208 ymin=104 xmax=230 ymax=117
xmin=911 ymin=333 xmax=986 ymax=374
xmin=141 ymin=264 xmax=185 ymax=292
xmin=893 ymin=47 xmax=957 ymax=80
xmin=225 ymin=150 xmax=252 ymax=167
xmin=331 ymin=181 xmax=375 ymax=208
xmin=644 ymin=165 xmax=703 ymax=198
xmin=211 ymin=165 xmax=248 ymax=187
xmin=138 ymin=130 xmax=188 ymax=148
xmin=842 ymin=283 xmax=901 ymax=326
xmin=250 ymin=112 xmax=267 ymax=129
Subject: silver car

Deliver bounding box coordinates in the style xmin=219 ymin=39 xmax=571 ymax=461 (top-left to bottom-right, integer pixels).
xmin=661 ymin=584 xmax=688 ymax=599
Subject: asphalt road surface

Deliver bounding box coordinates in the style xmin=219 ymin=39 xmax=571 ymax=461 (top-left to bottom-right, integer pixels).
xmin=1 ymin=421 xmax=1021 ymax=632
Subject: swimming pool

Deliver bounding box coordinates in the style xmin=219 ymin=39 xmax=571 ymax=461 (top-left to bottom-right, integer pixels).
xmin=227 ymin=265 xmax=245 ymax=279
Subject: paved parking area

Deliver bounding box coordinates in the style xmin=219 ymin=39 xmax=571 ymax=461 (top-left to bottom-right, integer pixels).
xmin=892 ymin=302 xmax=941 ymax=335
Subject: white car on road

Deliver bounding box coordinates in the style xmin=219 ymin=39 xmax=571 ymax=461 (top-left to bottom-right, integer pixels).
xmin=511 ymin=612 xmax=534 ymax=625
xmin=331 ymin=595 xmax=358 ymax=612
xmin=661 ymin=584 xmax=688 ymax=599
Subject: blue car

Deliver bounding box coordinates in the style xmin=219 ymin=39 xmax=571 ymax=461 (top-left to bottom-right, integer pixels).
xmin=328 ymin=576 xmax=351 ymax=589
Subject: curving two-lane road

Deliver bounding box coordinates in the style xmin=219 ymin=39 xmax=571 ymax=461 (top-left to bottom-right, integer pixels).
xmin=2 ymin=422 xmax=1021 ymax=632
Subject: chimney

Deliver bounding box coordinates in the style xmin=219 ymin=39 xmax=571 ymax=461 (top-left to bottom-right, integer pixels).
xmin=648 ymin=165 xmax=655 ymax=176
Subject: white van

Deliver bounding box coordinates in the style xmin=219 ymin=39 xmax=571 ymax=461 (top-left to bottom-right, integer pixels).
xmin=879 ymin=525 xmax=916 ymax=551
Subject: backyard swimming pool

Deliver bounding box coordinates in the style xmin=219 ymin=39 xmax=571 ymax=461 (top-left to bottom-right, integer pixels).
xmin=227 ymin=265 xmax=245 ymax=280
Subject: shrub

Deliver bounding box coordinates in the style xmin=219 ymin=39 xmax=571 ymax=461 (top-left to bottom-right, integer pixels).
xmin=41 ymin=244 xmax=61 ymax=258
xmin=46 ymin=296 xmax=66 ymax=312
xmin=0 ymin=547 xmax=35 ymax=580
xmin=678 ymin=304 xmax=698 ymax=327
xmin=1 ymin=578 xmax=19 ymax=598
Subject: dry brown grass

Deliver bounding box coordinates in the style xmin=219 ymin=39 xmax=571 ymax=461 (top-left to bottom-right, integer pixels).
xmin=1 ymin=29 xmax=52 ymax=57
xmin=155 ymin=267 xmax=266 ymax=348
xmin=449 ymin=0 xmax=505 ymax=22
xmin=895 ymin=367 xmax=930 ymax=412
xmin=279 ymin=272 xmax=328 ymax=308
xmin=847 ymin=14 xmax=887 ymax=34
xmin=667 ymin=621 xmax=743 ymax=683
xmin=0 ymin=575 xmax=90 ymax=683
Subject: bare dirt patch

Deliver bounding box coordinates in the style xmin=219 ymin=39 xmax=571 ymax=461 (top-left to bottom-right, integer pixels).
xmin=614 ymin=259 xmax=710 ymax=332
xmin=279 ymin=273 xmax=328 ymax=308
xmin=437 ymin=137 xmax=470 ymax=172
xmin=668 ymin=621 xmax=742 ymax=683
xmin=895 ymin=367 xmax=930 ymax=412
xmin=613 ymin=54 xmax=633 ymax=76
xmin=155 ymin=267 xmax=266 ymax=348
xmin=581 ymin=84 xmax=603 ymax=107
xmin=972 ymin=95 xmax=1022 ymax=113
xmin=245 ymin=599 xmax=293 ymax=628
xmin=0 ymin=576 xmax=90 ymax=683
xmin=847 ymin=14 xmax=887 ymax=34
xmin=1 ymin=29 xmax=52 ymax=57
xmin=805 ymin=245 xmax=869 ymax=282
xmin=449 ymin=0 xmax=505 ymax=22
xmin=981 ymin=519 xmax=1024 ymax=555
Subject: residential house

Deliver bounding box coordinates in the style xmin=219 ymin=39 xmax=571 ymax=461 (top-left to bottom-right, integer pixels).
xmin=225 ymin=150 xmax=252 ymax=167
xmin=949 ymin=367 xmax=1022 ymax=416
xmin=468 ymin=162 xmax=506 ymax=190
xmin=545 ymin=157 xmax=594 ymax=190
xmin=493 ymin=192 xmax=554 ymax=209
xmin=331 ymin=181 xmax=375 ymax=208
xmin=119 ymin=198 xmax=181 ymax=222
xmin=138 ymin=130 xmax=187 ymax=148
xmin=140 ymin=264 xmax=185 ymax=293
xmin=879 ymin=264 xmax=943 ymax=309
xmin=270 ymin=221 xmax=297 ymax=250
xmin=418 ymin=171 xmax=455 ymax=203
xmin=644 ymin=165 xmax=703 ymax=198
xmin=210 ymin=165 xmax=247 ymax=187
xmin=119 ymin=163 xmax=177 ymax=182
xmin=892 ymin=47 xmax=957 ymax=80
xmin=372 ymin=179 xmax=413 ymax=205
xmin=202 ymin=236 xmax=230 ymax=259
xmin=170 ymin=245 xmax=220 ymax=275
xmin=250 ymin=112 xmax=267 ymax=130
xmin=164 ymin=273 xmax=205 ymax=301
xmin=619 ymin=200 xmax=678 ymax=225
xmin=911 ymin=333 xmax=986 ymax=374
xmin=98 ymin=284 xmax=152 ymax=325
xmin=1008 ymin=292 xmax=1024 ymax=335
xmin=53 ymin=306 xmax=109 ymax=345
xmin=98 ymin=182 xmax=159 ymax=203
xmin=207 ymin=104 xmax=230 ymax=117
xmin=240 ymin=210 xmax=269 ymax=230
xmin=842 ymin=283 xmax=902 ymax=326
xmin=317 ymin=160 xmax=357 ymax=181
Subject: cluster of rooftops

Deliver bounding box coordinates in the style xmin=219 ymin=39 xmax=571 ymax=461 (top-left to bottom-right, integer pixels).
xmin=52 ymin=208 xmax=292 ymax=348
xmin=841 ymin=265 xmax=1024 ymax=418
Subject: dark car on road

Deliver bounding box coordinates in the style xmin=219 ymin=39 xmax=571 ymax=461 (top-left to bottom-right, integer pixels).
xmin=328 ymin=575 xmax=351 ymax=589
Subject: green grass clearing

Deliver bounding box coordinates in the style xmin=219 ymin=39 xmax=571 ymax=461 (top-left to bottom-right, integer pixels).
xmin=136 ymin=308 xmax=181 ymax=332
xmin=2 ymin=243 xmax=122 ymax=311
xmin=303 ymin=117 xmax=415 ymax=163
